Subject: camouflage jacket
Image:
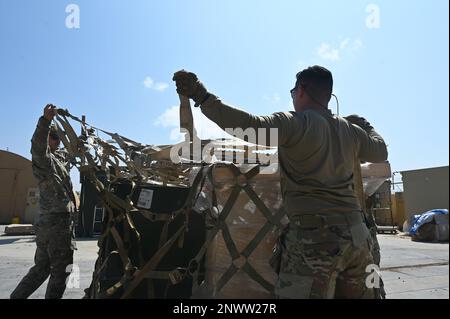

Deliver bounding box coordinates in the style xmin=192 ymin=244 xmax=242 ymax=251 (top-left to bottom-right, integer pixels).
xmin=200 ymin=94 xmax=388 ymax=218
xmin=31 ymin=116 xmax=75 ymax=215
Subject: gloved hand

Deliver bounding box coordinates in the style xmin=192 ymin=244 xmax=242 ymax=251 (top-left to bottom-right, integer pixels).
xmin=43 ymin=104 xmax=57 ymax=122
xmin=172 ymin=70 xmax=209 ymax=105
xmin=345 ymin=114 xmax=374 ymax=132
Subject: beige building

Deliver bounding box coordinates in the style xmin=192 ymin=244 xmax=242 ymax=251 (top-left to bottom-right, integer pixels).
xmin=0 ymin=150 xmax=39 ymax=224
xmin=401 ymin=166 xmax=449 ymax=219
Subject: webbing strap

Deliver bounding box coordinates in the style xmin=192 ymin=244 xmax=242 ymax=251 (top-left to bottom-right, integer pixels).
xmin=241 ymin=262 xmax=274 ymax=294
xmin=189 ymin=183 xmax=241 ymax=270
xmin=54 ymin=121 xmax=74 ymax=157
xmin=219 ymin=221 xmax=240 ymax=260
xmin=215 ymin=264 xmax=239 ymax=294
xmin=90 ymin=250 xmax=118 ymax=296
xmin=159 ymin=221 xmax=170 ymax=249
xmin=110 ymin=224 xmax=129 ymax=269
xmin=140 ymin=211 xmax=173 ymax=222
xmin=121 ymin=224 xmax=186 ymax=299
xmin=55 ymin=114 xmax=80 ymax=157
xmin=243 ymin=184 xmax=279 ymax=227
xmin=179 ymin=94 xmax=195 ymax=142
xmin=241 ymin=207 xmax=285 ymax=258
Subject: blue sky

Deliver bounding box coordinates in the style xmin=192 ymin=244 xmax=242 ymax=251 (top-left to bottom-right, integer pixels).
xmin=0 ymin=0 xmax=448 ymax=190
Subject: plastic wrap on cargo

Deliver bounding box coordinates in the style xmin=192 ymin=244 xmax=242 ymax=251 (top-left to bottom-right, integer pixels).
xmin=192 ymin=164 xmax=287 ymax=299
xmin=363 ymin=177 xmax=390 ymax=197
xmin=361 ymin=162 xmax=392 ymax=197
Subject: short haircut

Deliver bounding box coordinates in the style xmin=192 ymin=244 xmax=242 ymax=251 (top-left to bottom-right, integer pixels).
xmin=296 ymin=65 xmax=333 ymax=104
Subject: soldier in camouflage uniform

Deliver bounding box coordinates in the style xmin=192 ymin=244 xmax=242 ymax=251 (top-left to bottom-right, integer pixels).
xmin=173 ymin=67 xmax=388 ymax=299
xmin=10 ymin=104 xmax=76 ymax=299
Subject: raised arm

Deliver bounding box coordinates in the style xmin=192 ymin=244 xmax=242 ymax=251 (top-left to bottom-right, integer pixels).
xmin=31 ymin=104 xmax=56 ymax=177
xmin=345 ymin=114 xmax=388 ymax=163
xmin=173 ymin=70 xmax=302 ymax=146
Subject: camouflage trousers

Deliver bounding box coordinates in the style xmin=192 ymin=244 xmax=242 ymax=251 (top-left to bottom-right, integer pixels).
xmin=10 ymin=214 xmax=76 ymax=299
xmin=273 ymin=221 xmax=379 ymax=299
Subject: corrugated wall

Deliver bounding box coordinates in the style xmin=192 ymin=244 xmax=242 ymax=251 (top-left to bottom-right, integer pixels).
xmin=0 ymin=150 xmax=39 ymax=224
xmin=401 ymin=166 xmax=449 ymax=219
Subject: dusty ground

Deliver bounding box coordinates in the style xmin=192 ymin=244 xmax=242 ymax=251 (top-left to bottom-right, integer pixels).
xmin=0 ymin=225 xmax=448 ymax=299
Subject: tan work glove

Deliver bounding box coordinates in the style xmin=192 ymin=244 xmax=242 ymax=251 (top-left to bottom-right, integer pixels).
xmin=172 ymin=70 xmax=209 ymax=106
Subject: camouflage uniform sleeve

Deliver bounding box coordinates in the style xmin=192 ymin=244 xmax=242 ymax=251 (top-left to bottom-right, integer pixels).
xmin=31 ymin=116 xmax=52 ymax=179
xmin=200 ymin=94 xmax=303 ymax=146
xmin=351 ymin=124 xmax=388 ymax=163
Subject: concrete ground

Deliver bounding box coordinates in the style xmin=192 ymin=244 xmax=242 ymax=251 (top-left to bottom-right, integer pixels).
xmin=0 ymin=226 xmax=448 ymax=299
xmin=378 ymin=234 xmax=449 ymax=299
xmin=0 ymin=226 xmax=98 ymax=299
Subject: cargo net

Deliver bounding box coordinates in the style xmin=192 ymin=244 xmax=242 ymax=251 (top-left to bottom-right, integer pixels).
xmin=53 ymin=109 xmax=286 ymax=299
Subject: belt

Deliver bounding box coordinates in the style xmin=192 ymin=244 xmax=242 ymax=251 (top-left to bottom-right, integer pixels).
xmin=290 ymin=211 xmax=365 ymax=228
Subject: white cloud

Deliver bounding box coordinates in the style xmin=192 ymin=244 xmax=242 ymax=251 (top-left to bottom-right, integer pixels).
xmin=143 ymin=77 xmax=154 ymax=89
xmin=143 ymin=76 xmax=169 ymax=92
xmin=263 ymin=93 xmax=281 ymax=104
xmin=154 ymin=105 xmax=230 ymax=141
xmin=153 ymin=82 xmax=169 ymax=91
xmin=340 ymin=38 xmax=363 ymax=52
xmin=317 ymin=38 xmax=363 ymax=62
xmin=317 ymin=43 xmax=340 ymax=62
xmin=154 ymin=105 xmax=179 ymax=128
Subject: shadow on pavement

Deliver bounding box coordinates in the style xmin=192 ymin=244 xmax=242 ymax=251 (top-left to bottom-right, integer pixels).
xmin=0 ymin=237 xmax=35 ymax=245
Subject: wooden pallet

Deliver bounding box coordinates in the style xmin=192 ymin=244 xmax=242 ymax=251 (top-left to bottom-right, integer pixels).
xmin=377 ymin=225 xmax=398 ymax=234
xmin=4 ymin=224 xmax=35 ymax=236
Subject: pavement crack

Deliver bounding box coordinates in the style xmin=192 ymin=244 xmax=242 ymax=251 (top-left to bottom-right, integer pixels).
xmin=381 ymin=262 xmax=449 ymax=271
